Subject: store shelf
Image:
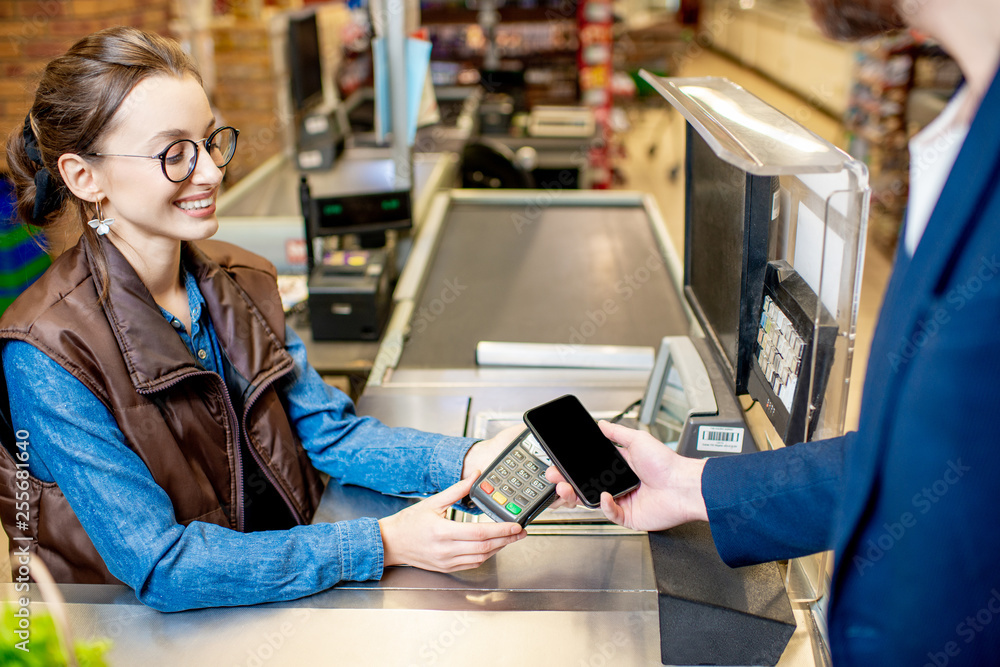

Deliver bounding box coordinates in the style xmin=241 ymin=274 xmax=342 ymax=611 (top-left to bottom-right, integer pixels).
xmin=701 ymin=0 xmax=856 ymax=117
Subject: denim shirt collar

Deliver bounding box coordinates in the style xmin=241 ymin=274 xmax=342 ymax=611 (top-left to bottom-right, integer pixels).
xmin=158 ymin=265 xmax=205 ymax=338
xmin=93 ymin=240 xmax=291 ymax=394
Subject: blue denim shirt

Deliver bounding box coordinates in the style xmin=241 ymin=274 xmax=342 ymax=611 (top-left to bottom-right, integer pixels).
xmin=2 ymin=267 xmax=476 ymax=611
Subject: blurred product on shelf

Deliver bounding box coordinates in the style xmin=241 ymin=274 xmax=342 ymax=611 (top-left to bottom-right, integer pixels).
xmin=0 ymin=178 xmax=50 ymax=316
xmin=845 ymin=32 xmax=959 ymax=253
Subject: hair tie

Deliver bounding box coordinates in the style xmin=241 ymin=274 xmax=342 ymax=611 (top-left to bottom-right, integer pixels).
xmin=22 ymin=115 xmax=64 ymax=221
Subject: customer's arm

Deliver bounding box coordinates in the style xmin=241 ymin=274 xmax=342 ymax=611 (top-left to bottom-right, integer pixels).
xmin=702 ymin=433 xmax=848 ymax=566
xmin=547 ymin=421 xmax=847 ymax=567
xmin=3 ymin=338 xmax=523 ymax=610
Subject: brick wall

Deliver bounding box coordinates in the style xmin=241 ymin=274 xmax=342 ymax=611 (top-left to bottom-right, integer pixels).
xmin=0 ymin=0 xmax=172 ymax=173
xmin=211 ymin=18 xmax=284 ymax=184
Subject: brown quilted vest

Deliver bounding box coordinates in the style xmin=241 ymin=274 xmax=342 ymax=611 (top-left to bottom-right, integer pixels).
xmin=0 ymin=237 xmax=325 ymax=583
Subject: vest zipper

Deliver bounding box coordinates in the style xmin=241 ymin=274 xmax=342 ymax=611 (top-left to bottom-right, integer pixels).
xmin=136 ymin=370 xmax=244 ymax=528
xmin=239 ymin=361 xmax=305 ymax=527
xmin=136 ymin=366 xmax=301 ymax=532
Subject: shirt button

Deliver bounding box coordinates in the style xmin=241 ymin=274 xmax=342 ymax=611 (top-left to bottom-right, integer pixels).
xmin=197 ymin=349 xmax=207 ymax=360
xmin=171 ymin=319 xmax=182 ymax=329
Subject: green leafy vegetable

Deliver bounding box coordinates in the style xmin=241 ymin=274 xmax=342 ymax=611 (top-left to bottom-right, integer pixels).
xmin=0 ymin=603 xmax=112 ymax=666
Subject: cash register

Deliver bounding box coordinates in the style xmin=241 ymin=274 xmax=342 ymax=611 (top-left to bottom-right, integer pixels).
xmin=300 ymin=153 xmax=411 ymax=340
xmin=280 ymin=6 xmax=414 ymax=341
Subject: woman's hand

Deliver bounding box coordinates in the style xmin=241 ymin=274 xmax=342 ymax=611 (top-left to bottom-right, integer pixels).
xmin=461 ymin=425 xmax=524 ymax=480
xmin=462 ymin=425 xmax=576 ymax=510
xmin=378 ymin=475 xmax=525 ymax=572
xmin=545 ymin=420 xmax=708 ymax=531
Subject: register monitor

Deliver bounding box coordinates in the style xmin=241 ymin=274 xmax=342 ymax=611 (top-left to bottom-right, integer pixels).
xmin=288 ymin=10 xmax=323 ymax=115
xmin=684 ymin=127 xmax=838 ymax=443
xmin=638 ymin=74 xmax=869 ymax=661
xmin=684 ymin=126 xmax=777 ymax=393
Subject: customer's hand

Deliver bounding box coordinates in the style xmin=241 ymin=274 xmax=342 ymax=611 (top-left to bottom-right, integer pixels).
xmin=378 ymin=475 xmax=525 ymax=572
xmin=545 ymin=421 xmax=708 ymax=531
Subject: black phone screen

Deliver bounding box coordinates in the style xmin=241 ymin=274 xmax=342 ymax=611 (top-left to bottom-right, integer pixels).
xmin=524 ymin=395 xmax=640 ymax=507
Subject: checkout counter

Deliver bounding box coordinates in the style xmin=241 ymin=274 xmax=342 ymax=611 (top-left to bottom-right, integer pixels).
xmin=1 ymin=76 xmax=867 ymax=666
xmin=0 ymin=195 xmax=821 ymax=666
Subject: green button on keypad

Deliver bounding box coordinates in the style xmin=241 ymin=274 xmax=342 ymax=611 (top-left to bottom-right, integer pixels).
xmin=505 ymin=502 xmax=522 ymax=515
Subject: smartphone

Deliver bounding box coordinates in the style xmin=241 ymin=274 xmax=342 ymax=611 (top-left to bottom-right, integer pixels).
xmin=469 ymin=429 xmax=557 ymax=526
xmin=523 ymin=394 xmax=640 ymax=508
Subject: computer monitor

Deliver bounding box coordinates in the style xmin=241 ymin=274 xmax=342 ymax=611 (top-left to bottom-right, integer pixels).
xmin=288 ymin=10 xmax=324 ymax=115
xmin=684 ymin=125 xmax=777 ymax=393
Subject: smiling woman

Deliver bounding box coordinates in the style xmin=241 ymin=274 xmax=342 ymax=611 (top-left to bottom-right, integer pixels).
xmin=0 ymin=26 xmax=533 ymax=611
xmin=54 ymin=72 xmax=234 ymax=300
xmin=6 ymin=28 xmax=204 ymax=303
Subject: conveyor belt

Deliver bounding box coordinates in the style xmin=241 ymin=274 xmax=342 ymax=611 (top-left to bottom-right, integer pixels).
xmin=400 ymin=202 xmax=688 ymax=368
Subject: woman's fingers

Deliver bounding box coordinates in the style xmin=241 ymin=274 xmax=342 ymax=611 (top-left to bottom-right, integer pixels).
xmin=426 ymin=521 xmax=524 ymax=569
xmin=430 ymin=473 xmax=478 ymax=510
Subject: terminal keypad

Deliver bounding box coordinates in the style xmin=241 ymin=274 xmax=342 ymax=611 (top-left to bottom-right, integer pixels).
xmin=471 ymin=431 xmax=556 ymax=525
xmin=756 ymin=294 xmax=804 ymax=411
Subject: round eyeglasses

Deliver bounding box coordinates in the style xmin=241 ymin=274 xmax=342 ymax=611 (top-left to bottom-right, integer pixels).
xmin=86 ymin=126 xmax=239 ymax=183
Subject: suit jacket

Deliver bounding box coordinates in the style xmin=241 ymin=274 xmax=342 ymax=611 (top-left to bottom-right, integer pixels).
xmin=702 ymin=65 xmax=1000 ymax=664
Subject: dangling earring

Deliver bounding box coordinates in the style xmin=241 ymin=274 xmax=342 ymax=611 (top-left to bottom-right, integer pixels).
xmin=87 ymin=201 xmax=114 ymax=236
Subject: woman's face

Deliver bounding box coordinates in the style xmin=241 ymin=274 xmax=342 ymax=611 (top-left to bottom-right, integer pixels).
xmin=93 ymin=74 xmax=226 ymax=251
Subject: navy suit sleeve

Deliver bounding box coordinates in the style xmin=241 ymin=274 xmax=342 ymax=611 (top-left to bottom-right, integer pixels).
xmin=702 ymin=433 xmax=850 ymax=567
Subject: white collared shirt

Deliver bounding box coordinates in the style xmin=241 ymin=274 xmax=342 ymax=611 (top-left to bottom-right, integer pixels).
xmin=905 ymin=86 xmax=971 ymax=255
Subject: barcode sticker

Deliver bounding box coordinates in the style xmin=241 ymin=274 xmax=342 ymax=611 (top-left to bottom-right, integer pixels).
xmin=696 ymin=426 xmax=744 ymax=453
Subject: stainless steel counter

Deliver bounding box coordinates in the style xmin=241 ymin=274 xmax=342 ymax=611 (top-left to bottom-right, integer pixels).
xmin=2 ymin=528 xmax=663 ymax=665
xmin=2 ymin=473 xmax=822 ymax=666
xmin=0 ymin=385 xmax=825 ymax=666
xmin=1 ymin=478 xmax=824 ymax=666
